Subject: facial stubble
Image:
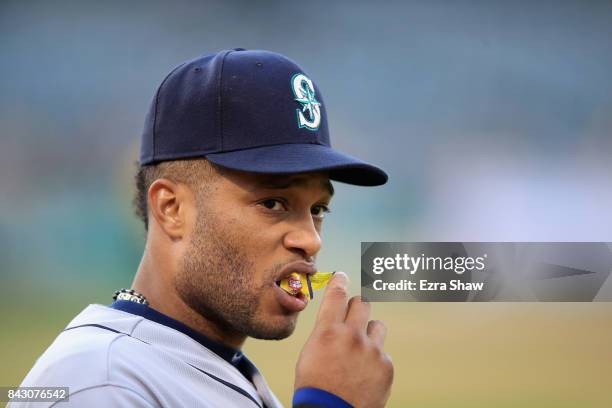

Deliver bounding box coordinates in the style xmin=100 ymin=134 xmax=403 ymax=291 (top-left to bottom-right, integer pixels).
xmin=175 ymin=201 xmax=297 ymax=341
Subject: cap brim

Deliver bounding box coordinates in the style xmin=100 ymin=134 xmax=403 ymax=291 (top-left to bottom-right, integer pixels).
xmin=205 ymin=143 xmax=388 ymax=186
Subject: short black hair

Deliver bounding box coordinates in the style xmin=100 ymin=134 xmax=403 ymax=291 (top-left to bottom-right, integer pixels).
xmin=132 ymin=159 xmax=215 ymax=231
xmin=133 ymin=164 xmax=154 ymax=230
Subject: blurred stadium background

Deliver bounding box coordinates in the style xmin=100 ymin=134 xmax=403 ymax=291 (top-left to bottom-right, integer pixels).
xmin=1 ymin=1 xmax=612 ymax=406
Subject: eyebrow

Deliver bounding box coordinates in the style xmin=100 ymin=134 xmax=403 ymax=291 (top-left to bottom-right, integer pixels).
xmin=257 ymin=177 xmax=334 ymax=197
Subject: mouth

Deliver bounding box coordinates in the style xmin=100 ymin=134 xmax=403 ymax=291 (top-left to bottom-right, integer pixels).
xmin=272 ymin=261 xmax=316 ymax=312
xmin=274 ymin=280 xmax=309 ymax=312
xmin=275 ymin=260 xmax=317 ymax=283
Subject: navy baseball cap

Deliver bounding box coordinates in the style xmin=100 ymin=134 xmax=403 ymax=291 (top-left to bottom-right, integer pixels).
xmin=140 ymin=48 xmax=388 ymax=186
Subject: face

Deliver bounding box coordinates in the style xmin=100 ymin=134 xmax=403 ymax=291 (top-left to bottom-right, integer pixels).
xmin=174 ymin=168 xmax=333 ymax=340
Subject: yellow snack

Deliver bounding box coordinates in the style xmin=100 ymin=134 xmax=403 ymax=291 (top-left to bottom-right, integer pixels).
xmin=279 ymin=272 xmax=306 ymax=296
xmin=279 ymin=271 xmax=335 ymax=299
xmin=308 ymin=272 xmax=335 ymax=291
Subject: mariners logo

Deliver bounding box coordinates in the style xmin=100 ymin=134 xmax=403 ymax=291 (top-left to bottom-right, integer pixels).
xmin=291 ymin=73 xmax=321 ymax=131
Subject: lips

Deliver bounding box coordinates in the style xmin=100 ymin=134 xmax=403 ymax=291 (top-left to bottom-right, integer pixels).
xmin=273 ymin=260 xmax=316 ymax=312
xmin=274 ymin=260 xmax=317 ymax=285
xmin=274 ymin=281 xmax=309 ymax=312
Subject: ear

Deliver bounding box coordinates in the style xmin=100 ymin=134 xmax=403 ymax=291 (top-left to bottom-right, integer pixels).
xmin=147 ymin=179 xmax=192 ymax=240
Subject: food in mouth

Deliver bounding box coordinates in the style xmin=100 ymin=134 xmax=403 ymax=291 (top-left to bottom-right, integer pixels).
xmin=278 ymin=271 xmax=335 ymax=300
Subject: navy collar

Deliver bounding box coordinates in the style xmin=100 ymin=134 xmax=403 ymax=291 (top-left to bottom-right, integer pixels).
xmin=110 ymin=300 xmax=244 ymax=367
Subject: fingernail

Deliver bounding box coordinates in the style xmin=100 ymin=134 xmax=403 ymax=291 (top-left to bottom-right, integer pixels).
xmin=333 ymin=271 xmax=349 ymax=286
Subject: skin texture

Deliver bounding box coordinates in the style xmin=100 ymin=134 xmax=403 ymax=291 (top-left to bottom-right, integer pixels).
xmin=132 ymin=160 xmax=393 ymax=406
xmin=295 ymin=272 xmax=394 ymax=408
xmin=132 ymin=162 xmax=332 ymax=347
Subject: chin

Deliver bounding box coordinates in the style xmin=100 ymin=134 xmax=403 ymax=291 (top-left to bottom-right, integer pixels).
xmin=248 ymin=316 xmax=298 ymax=340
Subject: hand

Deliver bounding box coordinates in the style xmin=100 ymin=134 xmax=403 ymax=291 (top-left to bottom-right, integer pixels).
xmin=294 ymin=272 xmax=394 ymax=408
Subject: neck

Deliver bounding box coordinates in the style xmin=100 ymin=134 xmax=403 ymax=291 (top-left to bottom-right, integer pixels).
xmin=132 ymin=251 xmax=247 ymax=350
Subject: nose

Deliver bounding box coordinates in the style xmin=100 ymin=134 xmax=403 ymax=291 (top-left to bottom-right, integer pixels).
xmin=282 ymin=217 xmax=322 ymax=260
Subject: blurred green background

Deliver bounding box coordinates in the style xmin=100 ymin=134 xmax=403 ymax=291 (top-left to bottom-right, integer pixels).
xmin=2 ymin=1 xmax=612 ymax=406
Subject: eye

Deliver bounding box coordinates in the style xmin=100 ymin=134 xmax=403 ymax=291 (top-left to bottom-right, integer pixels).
xmin=259 ymin=199 xmax=287 ymax=212
xmin=311 ymin=204 xmax=331 ymax=219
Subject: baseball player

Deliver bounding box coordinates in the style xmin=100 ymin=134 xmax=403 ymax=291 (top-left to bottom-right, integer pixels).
xmin=12 ymin=49 xmax=393 ymax=407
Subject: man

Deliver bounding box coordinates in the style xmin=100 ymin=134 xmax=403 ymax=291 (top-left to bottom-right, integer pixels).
xmin=14 ymin=49 xmax=393 ymax=407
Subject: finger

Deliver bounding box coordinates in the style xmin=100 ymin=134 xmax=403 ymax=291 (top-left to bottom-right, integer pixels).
xmin=316 ymin=271 xmax=350 ymax=327
xmin=344 ymin=296 xmax=371 ymax=332
xmin=366 ymin=320 xmax=387 ymax=348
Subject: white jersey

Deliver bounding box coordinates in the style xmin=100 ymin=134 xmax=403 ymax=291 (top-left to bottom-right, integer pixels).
xmin=11 ymin=300 xmax=283 ymax=408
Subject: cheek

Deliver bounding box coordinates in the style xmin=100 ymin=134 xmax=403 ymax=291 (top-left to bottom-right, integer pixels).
xmin=233 ymin=213 xmax=286 ymax=270
xmin=249 ymin=251 xmax=280 ymax=291
xmin=225 ymin=206 xmax=298 ymax=292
